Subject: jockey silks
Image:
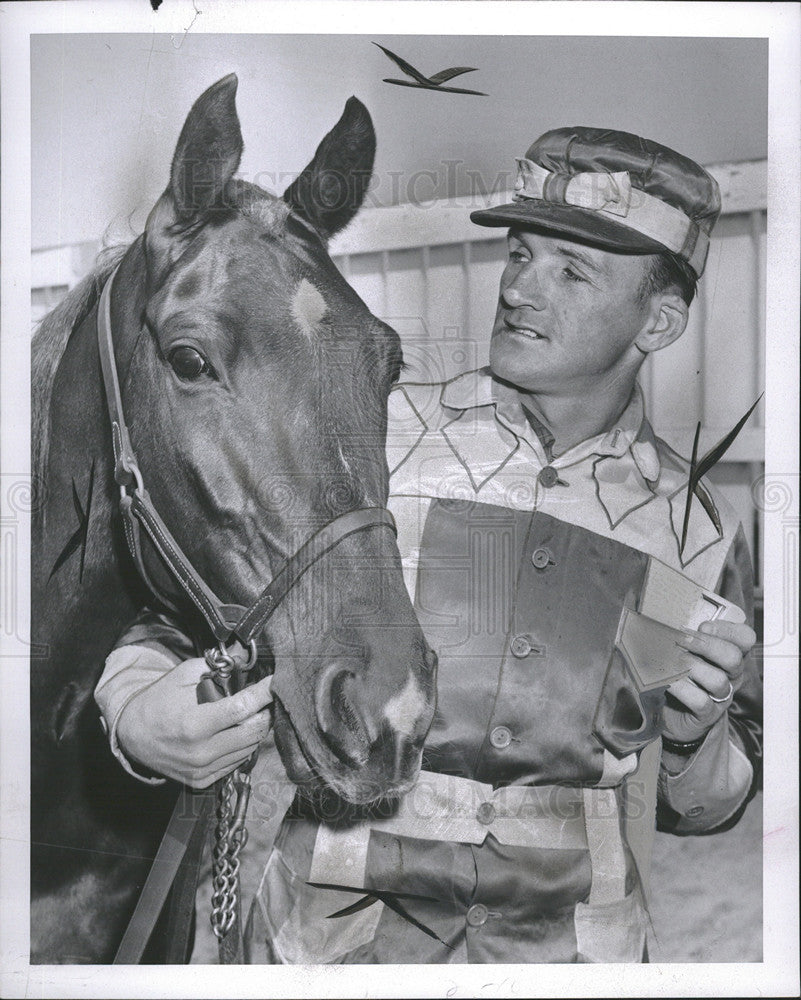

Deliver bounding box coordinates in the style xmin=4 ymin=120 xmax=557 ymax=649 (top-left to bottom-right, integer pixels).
xmin=97 ymin=370 xmax=762 ymax=963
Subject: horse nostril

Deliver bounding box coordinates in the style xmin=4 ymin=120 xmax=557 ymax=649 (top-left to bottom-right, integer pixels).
xmin=315 ymin=662 xmax=372 ymax=766
xmin=330 ymin=671 xmax=363 ymax=737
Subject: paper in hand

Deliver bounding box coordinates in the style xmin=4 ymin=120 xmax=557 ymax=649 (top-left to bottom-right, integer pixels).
xmin=615 ymin=557 xmax=746 ymax=691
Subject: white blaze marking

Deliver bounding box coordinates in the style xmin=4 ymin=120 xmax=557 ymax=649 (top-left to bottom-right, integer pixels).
xmin=383 ymin=671 xmax=427 ymax=738
xmin=291 ymin=279 xmax=328 ymax=338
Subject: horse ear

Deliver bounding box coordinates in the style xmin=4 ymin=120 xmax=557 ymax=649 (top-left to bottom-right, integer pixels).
xmin=169 ymin=73 xmax=243 ymax=221
xmin=145 ymin=74 xmax=243 ymax=281
xmin=283 ymin=97 xmax=376 ymax=241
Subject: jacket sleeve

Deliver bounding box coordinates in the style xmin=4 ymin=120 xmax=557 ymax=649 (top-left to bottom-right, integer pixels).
xmin=94 ymin=607 xmax=199 ymax=784
xmin=657 ymin=524 xmax=762 ymax=834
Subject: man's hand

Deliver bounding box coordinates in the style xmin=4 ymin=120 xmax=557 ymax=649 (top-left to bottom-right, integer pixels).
xmin=661 ymin=619 xmax=756 ymax=745
xmin=116 ymin=657 xmax=274 ymax=788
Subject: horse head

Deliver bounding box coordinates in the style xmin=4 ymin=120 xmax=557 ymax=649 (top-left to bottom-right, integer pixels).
xmin=110 ymin=75 xmax=436 ymax=805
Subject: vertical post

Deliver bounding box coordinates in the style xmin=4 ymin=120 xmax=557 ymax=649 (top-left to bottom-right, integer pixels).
xmin=697 ymin=257 xmax=709 ymax=435
xmin=750 ymin=210 xmax=766 ymax=428
xmin=380 ymin=249 xmax=390 ymax=319
xmin=461 ymin=241 xmax=472 ymax=340
xmin=749 ymin=208 xmax=766 ymax=597
xmin=421 ymin=244 xmax=430 ymax=339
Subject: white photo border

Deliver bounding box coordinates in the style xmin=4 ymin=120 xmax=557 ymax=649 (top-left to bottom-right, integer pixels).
xmin=2 ymin=2 xmax=798 ymax=997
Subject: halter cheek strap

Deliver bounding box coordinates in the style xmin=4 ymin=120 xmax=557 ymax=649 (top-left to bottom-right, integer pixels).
xmin=97 ymin=265 xmax=397 ymax=649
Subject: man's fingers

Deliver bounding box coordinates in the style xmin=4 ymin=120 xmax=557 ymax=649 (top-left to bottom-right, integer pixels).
xmin=208 ymin=675 xmax=275 ymax=729
xmin=195 ymin=716 xmax=270 ymax=764
xmin=698 ymin=619 xmax=756 ymax=652
xmin=667 ymin=666 xmax=736 ymax=718
xmin=187 ymin=675 xmax=274 ymax=738
xmin=676 ymin=629 xmax=745 ymax=677
xmin=687 ymin=660 xmax=739 ymax=700
xmin=666 ymin=677 xmax=712 ymax=716
xmin=185 ymin=739 xmax=264 ymax=783
xmin=183 ymin=742 xmax=264 ymax=788
xmin=235 ymin=708 xmax=274 ymax=743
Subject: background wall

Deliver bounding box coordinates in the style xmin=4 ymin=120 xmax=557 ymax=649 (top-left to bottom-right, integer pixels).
xmin=31 ymin=33 xmax=767 ymax=249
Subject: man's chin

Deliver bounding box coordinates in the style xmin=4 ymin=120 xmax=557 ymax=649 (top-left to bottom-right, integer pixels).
xmin=489 ymin=349 xmax=543 ymax=394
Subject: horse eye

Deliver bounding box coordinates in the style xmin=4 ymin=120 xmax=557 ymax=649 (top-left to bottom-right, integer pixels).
xmin=169 ymin=345 xmax=209 ymax=380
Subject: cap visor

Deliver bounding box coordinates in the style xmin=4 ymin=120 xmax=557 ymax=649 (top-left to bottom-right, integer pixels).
xmin=470 ymin=202 xmax=667 ymax=256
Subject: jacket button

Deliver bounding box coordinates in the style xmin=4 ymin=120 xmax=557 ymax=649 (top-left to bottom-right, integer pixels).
xmin=510 ymin=634 xmax=532 ymax=658
xmin=531 ymin=547 xmax=553 ymax=569
xmin=538 ymin=466 xmax=560 ymax=488
xmin=489 ymin=726 xmax=512 ymax=749
xmin=466 ymin=903 xmax=488 ymax=927
xmin=686 ymin=805 xmax=704 ymax=818
xmin=476 ymin=802 xmax=496 ymax=825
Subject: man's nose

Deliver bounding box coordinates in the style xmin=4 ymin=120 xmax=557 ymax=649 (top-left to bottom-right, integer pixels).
xmin=502 ymin=268 xmax=547 ymax=310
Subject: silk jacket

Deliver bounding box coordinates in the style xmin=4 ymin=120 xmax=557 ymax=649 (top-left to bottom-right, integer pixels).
xmin=95 ymin=370 xmax=762 ymax=964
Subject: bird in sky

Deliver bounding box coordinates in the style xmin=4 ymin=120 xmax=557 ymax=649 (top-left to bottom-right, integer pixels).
xmin=373 ymin=43 xmax=488 ymax=96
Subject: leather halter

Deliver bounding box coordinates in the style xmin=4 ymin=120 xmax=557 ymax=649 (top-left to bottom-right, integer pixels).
xmin=96 ymin=265 xmax=397 ymax=651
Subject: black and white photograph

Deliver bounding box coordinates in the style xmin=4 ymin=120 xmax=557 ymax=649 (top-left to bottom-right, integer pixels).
xmin=1 ymin=2 xmax=798 ymax=997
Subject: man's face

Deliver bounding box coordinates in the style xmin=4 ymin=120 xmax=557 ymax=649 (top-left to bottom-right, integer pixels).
xmin=489 ymin=228 xmax=656 ymax=393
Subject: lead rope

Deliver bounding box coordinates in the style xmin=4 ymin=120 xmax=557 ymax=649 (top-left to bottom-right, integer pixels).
xmin=201 ymin=642 xmax=259 ymax=963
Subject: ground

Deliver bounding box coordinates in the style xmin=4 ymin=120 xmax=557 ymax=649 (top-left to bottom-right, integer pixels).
xmin=648 ymin=789 xmax=763 ymax=962
xmin=190 ymin=746 xmax=763 ymax=964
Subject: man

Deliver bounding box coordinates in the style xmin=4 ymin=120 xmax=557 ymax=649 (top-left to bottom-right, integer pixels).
xmin=96 ymin=126 xmax=761 ymax=963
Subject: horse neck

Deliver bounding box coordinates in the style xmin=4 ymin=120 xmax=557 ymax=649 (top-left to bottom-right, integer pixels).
xmin=33 ymin=248 xmax=147 ymax=656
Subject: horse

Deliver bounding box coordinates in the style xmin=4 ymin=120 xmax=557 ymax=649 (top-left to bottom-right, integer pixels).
xmin=30 ymin=74 xmax=437 ymax=964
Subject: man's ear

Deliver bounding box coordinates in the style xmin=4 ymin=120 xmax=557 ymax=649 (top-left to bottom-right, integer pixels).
xmin=635 ymin=293 xmax=689 ymax=355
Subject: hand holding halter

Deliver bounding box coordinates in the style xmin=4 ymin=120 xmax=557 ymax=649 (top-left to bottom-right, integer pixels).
xmin=115 ymin=657 xmax=273 ymax=787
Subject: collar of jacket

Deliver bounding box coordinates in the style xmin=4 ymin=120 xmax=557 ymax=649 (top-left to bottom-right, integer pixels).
xmin=441 ymin=367 xmax=659 ymax=476
xmin=389 ymin=369 xmax=722 ymax=565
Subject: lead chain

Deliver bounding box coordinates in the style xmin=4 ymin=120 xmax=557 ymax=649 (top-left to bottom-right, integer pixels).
xmin=209 ymin=767 xmax=252 ymax=940
xmin=203 ymin=643 xmax=257 ymax=944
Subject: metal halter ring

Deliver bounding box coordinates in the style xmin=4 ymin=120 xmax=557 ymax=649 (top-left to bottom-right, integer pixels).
xmin=205 ymin=638 xmax=259 ymax=678
xmin=708 ymin=680 xmax=734 ymax=704
xmin=118 ymin=461 xmax=144 ymax=501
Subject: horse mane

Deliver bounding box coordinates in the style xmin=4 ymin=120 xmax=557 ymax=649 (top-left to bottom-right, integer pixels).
xmin=31 ymin=243 xmax=130 ymax=486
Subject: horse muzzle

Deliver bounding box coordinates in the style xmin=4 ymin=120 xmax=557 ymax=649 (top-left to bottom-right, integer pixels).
xmin=271 ymin=647 xmax=437 ymax=805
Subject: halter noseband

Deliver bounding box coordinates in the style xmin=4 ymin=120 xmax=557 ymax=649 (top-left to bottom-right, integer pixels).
xmin=96 ymin=265 xmax=397 ymax=657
